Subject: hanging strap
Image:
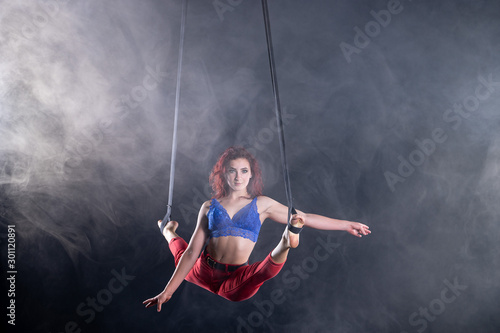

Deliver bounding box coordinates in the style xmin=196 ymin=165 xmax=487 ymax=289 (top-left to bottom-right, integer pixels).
xmin=160 ymin=0 xmax=188 ymax=233
xmin=261 ymin=0 xmax=302 ymax=234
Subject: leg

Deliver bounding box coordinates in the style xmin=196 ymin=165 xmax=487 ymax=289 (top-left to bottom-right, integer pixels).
xmin=158 ymin=223 xmax=216 ymax=294
xmin=157 ymin=220 xmax=187 ymax=266
xmin=157 ymin=220 xmax=179 ymax=243
xmin=218 ymin=253 xmax=285 ymax=302
xmin=270 ymin=215 xmax=304 ymax=264
xmin=155 ymin=221 xmax=220 ymax=295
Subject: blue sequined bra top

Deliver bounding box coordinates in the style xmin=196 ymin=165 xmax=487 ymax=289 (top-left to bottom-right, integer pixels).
xmin=207 ymin=197 xmax=261 ymax=243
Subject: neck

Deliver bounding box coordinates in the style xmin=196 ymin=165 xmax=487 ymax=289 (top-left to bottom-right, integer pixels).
xmin=227 ymin=189 xmax=250 ymax=200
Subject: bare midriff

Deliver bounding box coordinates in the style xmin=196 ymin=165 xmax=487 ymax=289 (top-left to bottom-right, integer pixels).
xmin=206 ymin=236 xmax=256 ymax=265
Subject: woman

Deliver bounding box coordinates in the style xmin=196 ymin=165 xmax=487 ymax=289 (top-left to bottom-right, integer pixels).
xmin=143 ymin=147 xmax=370 ymax=310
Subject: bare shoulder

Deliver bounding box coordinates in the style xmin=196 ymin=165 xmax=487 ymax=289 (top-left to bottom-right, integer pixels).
xmin=200 ymin=200 xmax=212 ymax=212
xmin=195 ymin=200 xmax=212 ymax=228
xmin=256 ymin=195 xmax=277 ymax=214
xmin=196 ymin=200 xmax=212 ymax=218
xmin=256 ymin=195 xmax=272 ymax=205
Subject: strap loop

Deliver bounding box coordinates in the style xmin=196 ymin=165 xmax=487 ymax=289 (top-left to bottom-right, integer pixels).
xmin=287 ymin=207 xmax=303 ymax=234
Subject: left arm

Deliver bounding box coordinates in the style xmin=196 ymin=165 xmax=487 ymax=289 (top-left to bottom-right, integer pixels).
xmin=259 ymin=196 xmax=371 ymax=237
xmin=304 ymin=213 xmax=370 ymax=237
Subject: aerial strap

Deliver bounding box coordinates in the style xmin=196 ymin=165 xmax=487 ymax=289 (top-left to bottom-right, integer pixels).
xmin=160 ymin=0 xmax=188 ymax=233
xmin=261 ymin=0 xmax=302 ymax=234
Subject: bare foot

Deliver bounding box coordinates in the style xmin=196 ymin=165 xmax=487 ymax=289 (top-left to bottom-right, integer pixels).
xmin=287 ymin=216 xmax=304 ymax=248
xmin=157 ymin=220 xmax=179 ymax=242
xmin=271 ymin=215 xmax=305 ymax=264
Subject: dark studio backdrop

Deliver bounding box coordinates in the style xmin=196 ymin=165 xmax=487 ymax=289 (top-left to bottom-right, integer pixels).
xmin=1 ymin=0 xmax=500 ymax=332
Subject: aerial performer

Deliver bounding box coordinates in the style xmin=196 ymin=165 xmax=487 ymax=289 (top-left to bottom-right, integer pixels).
xmin=143 ymin=0 xmax=371 ymax=311
xmin=143 ymin=146 xmax=371 ymax=311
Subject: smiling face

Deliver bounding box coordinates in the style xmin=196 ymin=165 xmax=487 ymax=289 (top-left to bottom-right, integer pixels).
xmin=225 ymin=158 xmax=252 ymax=193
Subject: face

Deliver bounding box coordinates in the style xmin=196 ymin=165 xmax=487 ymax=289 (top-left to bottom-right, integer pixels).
xmin=225 ymin=158 xmax=252 ymax=193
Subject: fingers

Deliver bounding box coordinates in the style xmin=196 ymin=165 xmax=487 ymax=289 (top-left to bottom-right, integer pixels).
xmin=143 ymin=295 xmax=169 ymax=312
xmin=352 ymin=223 xmax=371 ymax=237
xmin=142 ymin=297 xmax=159 ymax=308
xmin=362 ymin=225 xmax=371 ymax=235
xmin=358 ymin=228 xmax=368 ymax=236
xmin=143 ymin=297 xmax=157 ymax=308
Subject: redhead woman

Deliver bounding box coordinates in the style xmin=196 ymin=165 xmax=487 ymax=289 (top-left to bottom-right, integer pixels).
xmin=143 ymin=147 xmax=370 ymax=310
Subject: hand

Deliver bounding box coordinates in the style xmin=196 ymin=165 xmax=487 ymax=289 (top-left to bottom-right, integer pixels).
xmin=143 ymin=290 xmax=172 ymax=312
xmin=346 ymin=222 xmax=371 ymax=238
xmin=290 ymin=213 xmax=305 ymax=228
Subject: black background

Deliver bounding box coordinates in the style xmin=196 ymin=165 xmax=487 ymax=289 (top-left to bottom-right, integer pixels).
xmin=1 ymin=0 xmax=500 ymax=332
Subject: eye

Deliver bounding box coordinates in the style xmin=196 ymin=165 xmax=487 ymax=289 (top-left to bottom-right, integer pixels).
xmin=228 ymin=169 xmax=236 ymax=173
xmin=242 ymin=169 xmax=248 ymax=174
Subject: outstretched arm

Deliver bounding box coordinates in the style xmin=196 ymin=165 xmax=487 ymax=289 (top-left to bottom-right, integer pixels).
xmin=143 ymin=201 xmax=210 ymax=311
xmin=303 ymin=213 xmax=370 ymax=237
xmin=259 ymin=196 xmax=371 ymax=237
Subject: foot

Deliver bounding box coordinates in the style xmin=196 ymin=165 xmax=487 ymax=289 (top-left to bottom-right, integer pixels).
xmin=286 ymin=215 xmax=304 ymax=248
xmin=271 ymin=215 xmax=305 ymax=264
xmin=157 ymin=220 xmax=179 ymax=242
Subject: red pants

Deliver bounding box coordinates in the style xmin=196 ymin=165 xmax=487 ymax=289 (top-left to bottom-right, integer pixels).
xmin=169 ymin=237 xmax=285 ymax=302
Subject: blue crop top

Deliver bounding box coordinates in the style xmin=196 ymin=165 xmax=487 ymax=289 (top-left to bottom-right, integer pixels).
xmin=207 ymin=197 xmax=261 ymax=242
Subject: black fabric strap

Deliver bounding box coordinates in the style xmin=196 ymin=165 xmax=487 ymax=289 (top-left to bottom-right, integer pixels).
xmin=262 ymin=0 xmax=302 ymax=234
xmin=287 ymin=208 xmax=303 ymax=234
xmin=160 ymin=0 xmax=188 ymax=234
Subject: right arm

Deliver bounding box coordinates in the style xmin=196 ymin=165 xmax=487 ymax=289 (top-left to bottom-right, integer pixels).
xmin=143 ymin=201 xmax=210 ymax=311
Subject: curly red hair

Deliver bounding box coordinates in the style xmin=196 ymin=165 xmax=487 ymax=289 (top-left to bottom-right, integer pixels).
xmin=209 ymin=147 xmax=263 ymax=199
